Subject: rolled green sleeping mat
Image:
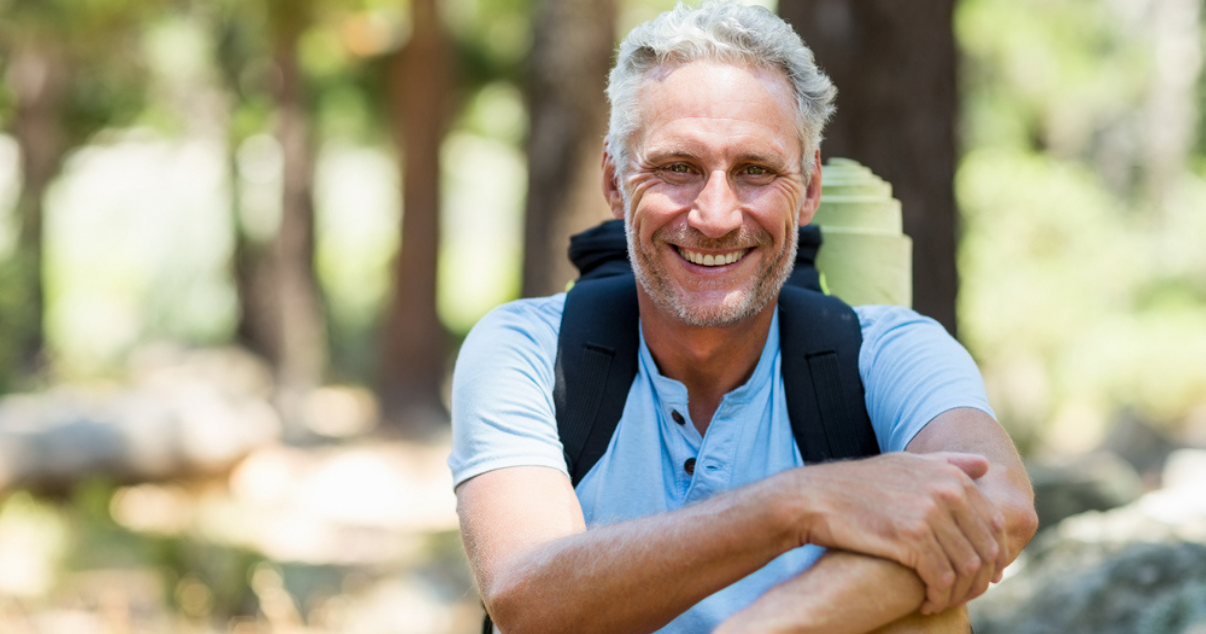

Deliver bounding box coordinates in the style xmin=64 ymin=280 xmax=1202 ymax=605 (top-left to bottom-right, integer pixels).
xmin=810 ymin=158 xmax=913 ymax=307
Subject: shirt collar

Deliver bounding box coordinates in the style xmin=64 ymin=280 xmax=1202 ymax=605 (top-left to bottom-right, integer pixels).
xmin=637 ymin=307 xmax=781 ymax=408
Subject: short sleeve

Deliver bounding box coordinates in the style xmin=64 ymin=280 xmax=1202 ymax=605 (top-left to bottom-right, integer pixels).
xmin=855 ymin=305 xmax=996 ymax=453
xmin=448 ymin=295 xmax=570 ymax=488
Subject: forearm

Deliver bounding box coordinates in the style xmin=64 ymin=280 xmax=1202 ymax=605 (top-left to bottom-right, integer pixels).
xmin=460 ymin=469 xmax=799 ymax=634
xmin=721 ymin=411 xmax=1036 ymax=634
xmin=906 ymin=408 xmax=1038 ymax=566
xmin=718 ymin=550 xmax=970 ymax=634
xmin=716 ymin=550 xmax=924 ymax=634
xmin=461 ymin=411 xmax=1037 ymax=634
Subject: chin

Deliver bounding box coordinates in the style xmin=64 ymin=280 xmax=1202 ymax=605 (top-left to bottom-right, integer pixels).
xmin=668 ymin=290 xmax=765 ymax=328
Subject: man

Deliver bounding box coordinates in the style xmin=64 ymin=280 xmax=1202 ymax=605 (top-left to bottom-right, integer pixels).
xmin=449 ymin=3 xmax=1037 ymax=633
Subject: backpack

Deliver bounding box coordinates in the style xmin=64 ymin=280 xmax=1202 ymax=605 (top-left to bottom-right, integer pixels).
xmin=482 ymin=219 xmax=882 ymax=632
xmin=555 ymin=219 xmax=880 ymax=486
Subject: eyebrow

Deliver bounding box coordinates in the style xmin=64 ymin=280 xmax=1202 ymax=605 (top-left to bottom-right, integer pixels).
xmin=641 ymin=147 xmax=791 ymax=168
xmin=640 ymin=146 xmax=695 ymax=163
xmin=734 ymin=151 xmax=789 ymax=167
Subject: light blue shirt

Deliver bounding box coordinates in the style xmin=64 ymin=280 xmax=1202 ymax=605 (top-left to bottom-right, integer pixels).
xmin=449 ymin=293 xmax=994 ymax=632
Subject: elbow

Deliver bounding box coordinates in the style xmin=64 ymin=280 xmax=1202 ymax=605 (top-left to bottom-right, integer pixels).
xmin=480 ymin=576 xmax=519 ymax=633
xmin=480 ymin=573 xmax=545 ymax=634
xmin=1016 ymin=502 xmax=1039 ymax=550
xmin=1003 ymin=497 xmax=1039 ymax=562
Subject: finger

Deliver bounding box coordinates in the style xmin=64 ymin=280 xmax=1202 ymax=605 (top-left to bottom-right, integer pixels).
xmin=959 ymin=467 xmax=1008 ymax=577
xmin=947 ymin=480 xmax=1004 ymax=604
xmin=929 ymin=505 xmax=983 ymax=611
xmin=940 ymin=452 xmax=989 ymax=480
xmin=990 ymin=507 xmax=1008 ymax=580
xmin=913 ymin=531 xmax=956 ymax=615
xmin=898 ymin=500 xmax=963 ymax=616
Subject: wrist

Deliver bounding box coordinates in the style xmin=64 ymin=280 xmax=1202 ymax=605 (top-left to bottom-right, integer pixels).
xmin=760 ymin=467 xmax=815 ymax=551
xmin=717 ymin=606 xmax=817 ymax=634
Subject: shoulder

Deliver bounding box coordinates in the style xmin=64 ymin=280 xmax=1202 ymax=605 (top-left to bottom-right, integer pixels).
xmin=464 ymin=293 xmax=567 ymax=345
xmin=854 ymin=304 xmax=952 ymax=353
xmin=454 ymin=293 xmax=567 ymax=404
xmin=449 ymin=294 xmax=569 ymax=488
xmin=852 ymin=305 xmax=995 ymax=451
xmin=456 ymin=294 xmax=566 ymax=373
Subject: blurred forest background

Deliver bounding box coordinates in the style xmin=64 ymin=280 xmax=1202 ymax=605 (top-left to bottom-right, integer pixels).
xmin=0 ymin=0 xmax=1204 ymax=632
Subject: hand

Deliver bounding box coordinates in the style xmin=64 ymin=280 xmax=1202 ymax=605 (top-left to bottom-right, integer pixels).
xmin=791 ymin=452 xmax=1007 ymax=614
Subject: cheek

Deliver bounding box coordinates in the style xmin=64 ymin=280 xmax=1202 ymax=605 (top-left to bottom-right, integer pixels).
xmin=746 ymin=187 xmax=804 ymax=229
xmin=626 ymin=181 xmax=682 ymax=234
xmin=626 ymin=175 xmax=662 ymax=208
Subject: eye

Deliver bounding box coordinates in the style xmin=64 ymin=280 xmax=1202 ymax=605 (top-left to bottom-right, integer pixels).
xmin=743 ymin=165 xmax=771 ymax=176
xmin=667 ymin=163 xmax=691 ymax=174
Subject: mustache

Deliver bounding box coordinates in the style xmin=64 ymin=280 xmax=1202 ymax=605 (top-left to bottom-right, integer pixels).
xmin=652 ymin=224 xmax=773 ymax=251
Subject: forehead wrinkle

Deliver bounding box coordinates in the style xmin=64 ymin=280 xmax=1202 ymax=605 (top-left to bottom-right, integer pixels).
xmin=629 ymin=61 xmax=803 ymax=170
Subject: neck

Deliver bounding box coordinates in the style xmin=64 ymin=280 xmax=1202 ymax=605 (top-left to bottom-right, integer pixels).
xmin=638 ymin=292 xmax=777 ymax=435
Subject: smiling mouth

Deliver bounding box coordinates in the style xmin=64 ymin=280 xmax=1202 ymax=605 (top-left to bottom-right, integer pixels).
xmin=676 ymin=247 xmax=751 ymax=267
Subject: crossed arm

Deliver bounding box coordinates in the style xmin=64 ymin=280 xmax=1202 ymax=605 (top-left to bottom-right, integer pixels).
xmin=714 ymin=408 xmax=1037 ymax=634
xmin=455 ymin=407 xmax=1037 ymax=634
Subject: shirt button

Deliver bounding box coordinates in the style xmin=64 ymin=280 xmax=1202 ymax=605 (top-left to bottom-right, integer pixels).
xmin=684 ymin=458 xmax=696 ymax=475
xmin=671 ymin=410 xmax=686 ymax=425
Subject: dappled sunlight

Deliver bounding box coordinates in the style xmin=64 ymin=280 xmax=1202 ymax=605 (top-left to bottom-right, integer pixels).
xmin=0 ymin=492 xmax=68 ymax=598
xmin=224 ymin=442 xmax=458 ymax=563
xmin=0 ymin=0 xmax=1203 ymax=632
xmin=0 ymin=435 xmax=473 ymax=634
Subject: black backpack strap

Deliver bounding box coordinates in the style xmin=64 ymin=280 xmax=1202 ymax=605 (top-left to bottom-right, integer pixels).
xmin=786 ymin=223 xmax=824 ymax=293
xmin=568 ymin=218 xmax=631 ymax=281
xmin=554 ymin=221 xmax=873 ymax=484
xmin=777 ymin=285 xmax=879 ymax=463
xmin=555 ymin=274 xmax=641 ymax=486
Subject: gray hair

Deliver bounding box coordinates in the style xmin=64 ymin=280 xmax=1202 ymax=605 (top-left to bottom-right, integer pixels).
xmin=605 ymin=1 xmax=836 ymax=177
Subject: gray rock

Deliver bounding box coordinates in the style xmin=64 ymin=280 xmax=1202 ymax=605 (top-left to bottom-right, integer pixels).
xmin=1028 ymin=451 xmax=1145 ymax=532
xmin=972 ymin=474 xmax=1206 ymax=634
xmin=0 ymin=347 xmax=281 ymax=491
xmin=973 ymin=541 xmax=1206 ymax=634
xmin=1102 ymin=410 xmax=1180 ymax=482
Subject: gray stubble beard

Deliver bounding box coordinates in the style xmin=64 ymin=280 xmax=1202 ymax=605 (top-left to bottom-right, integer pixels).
xmin=624 ymin=204 xmax=799 ymax=328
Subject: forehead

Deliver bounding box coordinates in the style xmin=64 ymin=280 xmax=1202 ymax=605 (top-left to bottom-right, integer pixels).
xmin=633 ymin=60 xmax=800 ymax=160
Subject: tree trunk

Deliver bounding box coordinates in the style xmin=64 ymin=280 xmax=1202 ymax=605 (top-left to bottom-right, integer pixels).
xmin=779 ymin=0 xmax=960 ymax=335
xmin=210 ymin=6 xmax=280 ymax=368
xmin=7 ymin=43 xmax=67 ymax=376
xmin=1141 ymin=0 xmax=1201 ymax=216
xmin=378 ymin=0 xmax=452 ymax=433
xmin=270 ymin=17 xmax=327 ymax=422
xmin=521 ymin=0 xmax=617 ymax=298
xmin=227 ymin=141 xmax=278 ymax=365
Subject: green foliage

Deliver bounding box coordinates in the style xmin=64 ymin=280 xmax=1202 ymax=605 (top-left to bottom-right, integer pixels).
xmin=958 ymin=0 xmax=1150 ymax=160
xmin=956 ymin=0 xmax=1206 ymax=448
xmin=0 ymin=252 xmax=38 ymax=391
xmin=0 ymin=0 xmax=160 ymax=144
xmin=61 ymin=480 xmax=263 ymax=620
xmin=447 ymin=0 xmax=533 ymax=87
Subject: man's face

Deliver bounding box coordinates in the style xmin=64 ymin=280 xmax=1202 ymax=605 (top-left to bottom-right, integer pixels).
xmin=607 ymin=60 xmax=819 ymax=328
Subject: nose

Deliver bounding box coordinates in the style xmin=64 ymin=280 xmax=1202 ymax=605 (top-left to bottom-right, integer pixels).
xmin=688 ymin=170 xmax=743 ymax=239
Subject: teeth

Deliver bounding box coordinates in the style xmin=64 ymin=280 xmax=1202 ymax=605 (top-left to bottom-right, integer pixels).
xmin=678 ymin=247 xmax=749 ymax=267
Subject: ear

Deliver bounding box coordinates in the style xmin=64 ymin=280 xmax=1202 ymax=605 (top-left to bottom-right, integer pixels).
xmin=601 ymin=144 xmax=626 ymax=219
xmin=797 ymin=150 xmax=823 ymax=227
